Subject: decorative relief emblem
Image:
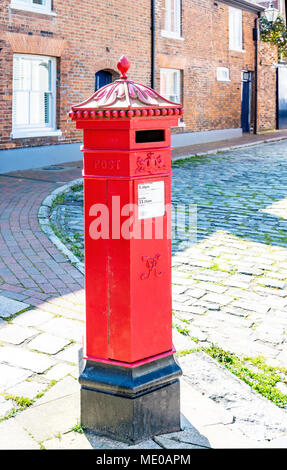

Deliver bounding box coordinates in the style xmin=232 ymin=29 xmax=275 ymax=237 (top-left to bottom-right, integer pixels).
xmin=136 ymin=152 xmax=166 ymax=174
xmin=140 ymin=253 xmax=162 ymax=280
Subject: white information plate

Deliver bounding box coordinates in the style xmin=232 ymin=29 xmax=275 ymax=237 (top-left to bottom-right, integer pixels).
xmin=138 ymin=181 xmax=165 ymax=220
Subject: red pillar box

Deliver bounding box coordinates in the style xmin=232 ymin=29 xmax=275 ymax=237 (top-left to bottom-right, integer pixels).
xmin=70 ymin=56 xmax=183 ymax=444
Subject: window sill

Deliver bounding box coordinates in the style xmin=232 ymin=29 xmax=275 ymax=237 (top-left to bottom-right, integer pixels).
xmin=9 ymin=4 xmax=57 ymax=16
xmin=229 ymin=48 xmax=246 ymax=53
xmin=173 ymin=120 xmax=185 ymax=129
xmin=161 ymin=31 xmax=184 ymax=41
xmin=11 ymin=129 xmax=62 ymax=139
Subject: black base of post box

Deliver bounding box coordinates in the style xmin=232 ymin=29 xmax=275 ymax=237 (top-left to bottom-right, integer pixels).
xmin=78 ymin=350 xmax=182 ymax=444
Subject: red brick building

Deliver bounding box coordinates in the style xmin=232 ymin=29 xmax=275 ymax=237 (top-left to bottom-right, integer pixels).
xmin=0 ymin=0 xmax=283 ymax=171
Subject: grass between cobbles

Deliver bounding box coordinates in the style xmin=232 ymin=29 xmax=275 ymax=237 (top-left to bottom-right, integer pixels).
xmin=50 ymin=222 xmax=84 ymax=262
xmin=49 ymin=186 xmax=85 ymax=263
xmin=177 ymin=345 xmax=287 ymax=408
xmin=0 ymin=380 xmax=57 ymax=423
xmin=50 ymin=193 xmax=67 ymax=210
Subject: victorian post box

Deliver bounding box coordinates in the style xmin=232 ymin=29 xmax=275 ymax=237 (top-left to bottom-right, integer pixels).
xmin=69 ymin=56 xmax=183 ymax=443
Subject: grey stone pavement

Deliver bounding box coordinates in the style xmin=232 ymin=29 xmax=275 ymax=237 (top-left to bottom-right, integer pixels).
xmin=1 ymin=138 xmax=287 ymax=449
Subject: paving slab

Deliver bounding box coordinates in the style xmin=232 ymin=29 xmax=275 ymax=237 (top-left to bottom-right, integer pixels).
xmin=0 ymin=363 xmax=32 ymax=393
xmin=44 ymin=363 xmax=76 ymax=381
xmin=27 ymin=333 xmax=70 ymax=354
xmin=39 ymin=317 xmax=84 ymax=342
xmin=194 ymin=424 xmax=264 ymax=449
xmin=35 ymin=376 xmax=80 ymax=406
xmin=0 ymin=419 xmax=40 ymax=450
xmin=153 ymin=436 xmax=206 ymax=449
xmin=0 ymin=396 xmax=14 ymax=419
xmin=0 ymin=324 xmax=37 ymax=345
xmin=178 ymin=352 xmax=287 ymax=442
xmin=265 ymin=437 xmax=287 ymax=448
xmin=0 ymin=345 xmax=55 ymax=374
xmin=54 ymin=343 xmax=81 ymax=363
xmin=12 ymin=309 xmax=54 ymax=327
xmin=172 ymin=328 xmax=196 ymax=351
xmin=0 ymin=295 xmax=30 ymax=319
xmin=156 ymin=426 xmax=211 ymax=448
xmin=14 ymin=392 xmax=80 ymax=442
xmin=5 ymin=380 xmax=47 ymax=400
xmin=180 ymin=378 xmax=234 ymax=427
xmin=43 ymin=431 xmax=93 ymax=450
xmin=83 ymin=434 xmax=162 ymax=450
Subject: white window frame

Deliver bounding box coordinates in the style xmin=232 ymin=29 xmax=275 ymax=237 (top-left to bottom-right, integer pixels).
xmin=160 ymin=67 xmax=184 ymax=126
xmin=217 ymin=67 xmax=230 ymax=82
xmin=161 ymin=0 xmax=182 ymax=39
xmin=9 ymin=0 xmax=55 ymax=15
xmin=229 ymin=6 xmax=243 ymax=52
xmin=11 ymin=54 xmax=60 ymax=139
xmin=160 ymin=68 xmax=181 ymax=103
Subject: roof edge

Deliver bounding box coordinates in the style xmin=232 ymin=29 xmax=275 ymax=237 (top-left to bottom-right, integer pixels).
xmin=218 ymin=0 xmax=265 ymax=13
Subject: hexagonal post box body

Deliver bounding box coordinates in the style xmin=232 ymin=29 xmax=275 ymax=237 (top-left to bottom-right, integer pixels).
xmin=82 ymin=117 xmax=174 ymax=364
xmin=70 ymin=57 xmax=183 ymax=443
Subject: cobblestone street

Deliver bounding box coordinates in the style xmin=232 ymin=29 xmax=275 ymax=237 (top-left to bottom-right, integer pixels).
xmin=171 ymin=141 xmax=287 ymax=366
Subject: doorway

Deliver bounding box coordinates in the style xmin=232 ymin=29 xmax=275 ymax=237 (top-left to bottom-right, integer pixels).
xmin=95 ymin=70 xmax=113 ymax=91
xmin=277 ymin=66 xmax=287 ymax=129
xmin=241 ymin=71 xmax=252 ymax=133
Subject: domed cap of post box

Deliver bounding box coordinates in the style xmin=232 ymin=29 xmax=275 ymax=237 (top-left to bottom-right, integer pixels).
xmin=69 ymin=56 xmax=184 ymax=120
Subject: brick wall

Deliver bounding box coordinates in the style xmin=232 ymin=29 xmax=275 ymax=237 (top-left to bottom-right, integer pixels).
xmin=0 ymin=0 xmax=278 ymax=151
xmin=257 ymin=41 xmax=278 ymax=132
xmin=155 ymin=0 xmax=259 ymax=134
xmin=0 ymin=0 xmax=151 ymax=150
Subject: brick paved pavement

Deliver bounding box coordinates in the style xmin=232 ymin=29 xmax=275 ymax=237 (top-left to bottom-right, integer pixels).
xmin=0 ymin=163 xmax=84 ymax=303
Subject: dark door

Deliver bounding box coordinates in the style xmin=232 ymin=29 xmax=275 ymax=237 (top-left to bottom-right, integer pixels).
xmin=241 ymin=71 xmax=252 ymax=133
xmin=95 ymin=70 xmax=113 ymax=91
xmin=277 ymin=67 xmax=287 ymax=129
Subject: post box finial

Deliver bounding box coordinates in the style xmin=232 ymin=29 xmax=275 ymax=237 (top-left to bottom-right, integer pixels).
xmin=117 ymin=55 xmax=130 ymax=79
